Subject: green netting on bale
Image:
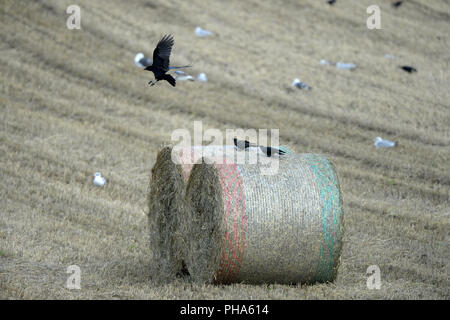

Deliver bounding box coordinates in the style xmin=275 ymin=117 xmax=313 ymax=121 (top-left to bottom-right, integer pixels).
xmin=304 ymin=154 xmax=344 ymax=282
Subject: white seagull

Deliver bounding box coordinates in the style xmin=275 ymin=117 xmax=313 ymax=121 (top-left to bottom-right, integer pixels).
xmin=197 ymin=73 xmax=208 ymax=82
xmin=93 ymin=172 xmax=106 ymax=187
xmin=134 ymin=53 xmax=152 ymax=68
xmin=374 ymin=137 xmax=396 ymax=148
xmin=195 ymin=26 xmax=213 ymax=37
xmin=176 ymin=75 xmax=195 ymax=81
xmin=336 ymin=62 xmax=357 ymax=70
xmin=292 ymin=78 xmax=311 ymax=90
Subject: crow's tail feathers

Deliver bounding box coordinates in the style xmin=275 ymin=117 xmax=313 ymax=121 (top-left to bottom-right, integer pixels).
xmin=163 ymin=74 xmax=176 ymax=87
xmin=168 ymin=65 xmax=192 ymax=70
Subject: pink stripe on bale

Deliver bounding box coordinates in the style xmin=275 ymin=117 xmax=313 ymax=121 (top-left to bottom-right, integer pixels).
xmin=214 ymin=162 xmax=246 ymax=283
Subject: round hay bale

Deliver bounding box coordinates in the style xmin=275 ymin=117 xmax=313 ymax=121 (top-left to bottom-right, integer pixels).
xmin=184 ymin=153 xmax=344 ymax=284
xmin=147 ymin=145 xmax=233 ymax=280
xmin=147 ymin=147 xmax=187 ymax=281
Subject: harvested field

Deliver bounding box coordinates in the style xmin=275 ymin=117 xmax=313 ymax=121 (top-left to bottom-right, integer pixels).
xmin=0 ymin=0 xmax=449 ymax=299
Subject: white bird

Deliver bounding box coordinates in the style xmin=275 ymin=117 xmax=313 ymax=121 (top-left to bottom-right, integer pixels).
xmin=93 ymin=172 xmax=106 ymax=187
xmin=374 ymin=137 xmax=396 ymax=148
xmin=197 ymin=73 xmax=208 ymax=82
xmin=195 ymin=26 xmax=213 ymax=37
xmin=336 ymin=62 xmax=357 ymax=70
xmin=134 ymin=53 xmax=152 ymax=68
xmin=320 ymin=59 xmax=330 ymax=65
xmin=292 ymin=78 xmax=311 ymax=90
xmin=176 ymin=75 xmax=195 ymax=81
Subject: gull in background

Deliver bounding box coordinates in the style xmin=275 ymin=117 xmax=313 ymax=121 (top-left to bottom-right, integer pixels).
xmin=93 ymin=172 xmax=106 ymax=187
xmin=175 ymin=75 xmax=195 ymax=81
xmin=134 ymin=53 xmax=152 ymax=68
xmin=374 ymin=137 xmax=396 ymax=148
xmin=336 ymin=62 xmax=357 ymax=70
xmin=197 ymin=73 xmax=208 ymax=82
xmin=292 ymin=78 xmax=311 ymax=90
xmin=195 ymin=26 xmax=213 ymax=37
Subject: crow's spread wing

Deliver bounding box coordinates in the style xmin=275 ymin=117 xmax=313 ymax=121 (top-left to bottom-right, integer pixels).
xmin=152 ymin=34 xmax=174 ymax=72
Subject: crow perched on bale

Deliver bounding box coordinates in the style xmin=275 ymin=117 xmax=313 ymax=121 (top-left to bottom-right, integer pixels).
xmin=234 ymin=138 xmax=257 ymax=150
xmin=145 ymin=35 xmax=190 ymax=87
xmin=259 ymin=146 xmax=286 ymax=157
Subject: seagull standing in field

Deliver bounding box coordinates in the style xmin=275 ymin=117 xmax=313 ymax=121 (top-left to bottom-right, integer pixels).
xmin=134 ymin=53 xmax=152 ymax=68
xmin=175 ymin=75 xmax=194 ymax=81
xmin=195 ymin=26 xmax=213 ymax=37
xmin=374 ymin=137 xmax=396 ymax=148
xmin=197 ymin=73 xmax=208 ymax=82
xmin=144 ymin=34 xmax=191 ymax=87
xmin=336 ymin=62 xmax=357 ymax=70
xmin=93 ymin=172 xmax=106 ymax=187
xmin=292 ymin=78 xmax=311 ymax=90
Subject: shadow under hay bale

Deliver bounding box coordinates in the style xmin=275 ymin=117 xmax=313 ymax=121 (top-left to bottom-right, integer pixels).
xmin=184 ymin=153 xmax=344 ymax=285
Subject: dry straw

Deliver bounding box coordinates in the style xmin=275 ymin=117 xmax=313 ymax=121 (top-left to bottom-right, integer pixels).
xmin=147 ymin=145 xmax=232 ymax=280
xmin=147 ymin=147 xmax=186 ymax=281
xmin=184 ymin=153 xmax=344 ymax=284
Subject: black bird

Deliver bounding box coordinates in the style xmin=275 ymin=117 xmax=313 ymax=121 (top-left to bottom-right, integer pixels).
xmin=145 ymin=35 xmax=190 ymax=87
xmin=327 ymin=0 xmax=336 ymax=5
xmin=392 ymin=1 xmax=403 ymax=8
xmin=259 ymin=146 xmax=286 ymax=157
xmin=400 ymin=66 xmax=417 ymax=73
xmin=234 ymin=138 xmax=257 ymax=150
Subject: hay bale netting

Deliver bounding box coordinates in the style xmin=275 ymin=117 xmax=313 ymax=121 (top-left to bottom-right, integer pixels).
xmin=147 ymin=145 xmax=232 ymax=280
xmin=184 ymin=153 xmax=344 ymax=284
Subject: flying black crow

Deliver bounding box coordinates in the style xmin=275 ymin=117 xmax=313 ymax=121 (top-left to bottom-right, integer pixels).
xmin=145 ymin=35 xmax=190 ymax=87
xmin=259 ymin=146 xmax=286 ymax=157
xmin=234 ymin=138 xmax=257 ymax=150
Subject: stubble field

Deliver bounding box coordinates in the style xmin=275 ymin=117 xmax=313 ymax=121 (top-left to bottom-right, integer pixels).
xmin=0 ymin=0 xmax=449 ymax=299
